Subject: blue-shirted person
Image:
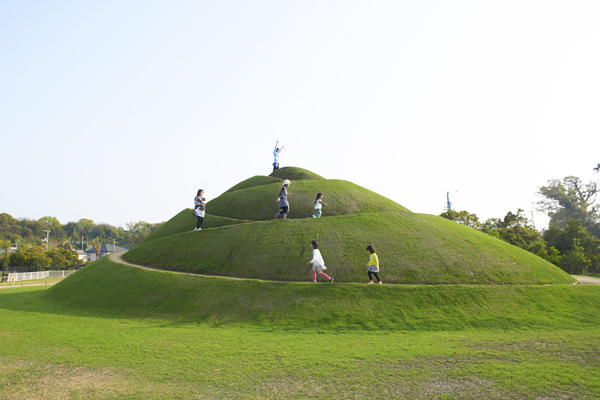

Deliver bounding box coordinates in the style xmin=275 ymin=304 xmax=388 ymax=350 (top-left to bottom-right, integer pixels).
xmin=273 ymin=141 xmax=285 ymax=172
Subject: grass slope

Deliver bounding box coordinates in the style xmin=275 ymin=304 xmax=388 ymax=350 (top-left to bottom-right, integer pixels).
xmin=223 ymin=175 xmax=282 ymax=194
xmin=124 ymin=212 xmax=575 ymax=285
xmin=2 ymin=278 xmax=599 ymax=398
xmin=207 ymin=179 xmax=410 ymax=221
xmin=269 ymin=166 xmax=324 ymax=180
xmin=23 ymin=257 xmax=598 ymax=330
xmin=141 ymin=209 xmax=247 ymax=244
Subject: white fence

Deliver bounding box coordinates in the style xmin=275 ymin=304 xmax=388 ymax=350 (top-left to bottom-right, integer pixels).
xmin=7 ymin=270 xmax=76 ymax=282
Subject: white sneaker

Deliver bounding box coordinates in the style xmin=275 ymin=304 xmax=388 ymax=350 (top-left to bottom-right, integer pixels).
xmin=312 ymin=215 xmax=316 ymax=218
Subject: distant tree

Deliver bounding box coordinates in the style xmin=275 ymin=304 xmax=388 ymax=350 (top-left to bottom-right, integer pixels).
xmin=537 ymin=176 xmax=599 ymax=231
xmin=47 ymin=248 xmax=79 ymax=268
xmin=0 ymin=235 xmax=10 ymax=268
xmin=89 ymin=237 xmax=101 ymax=260
xmin=561 ymin=239 xmax=591 ymax=274
xmin=439 ymin=210 xmax=480 ymax=229
xmin=39 ymin=216 xmax=61 ymax=229
xmin=77 ymin=219 xmax=95 ymax=236
xmin=9 ymin=246 xmax=51 ymax=268
xmin=543 ymin=219 xmax=600 ymax=273
xmin=0 ymin=213 xmax=17 ymax=226
xmin=482 ymin=209 xmax=545 ymax=252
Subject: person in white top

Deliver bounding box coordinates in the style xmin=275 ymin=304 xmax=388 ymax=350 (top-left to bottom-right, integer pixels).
xmin=273 ymin=141 xmax=284 ymax=172
xmin=193 ymin=189 xmax=206 ymax=231
xmin=307 ymin=240 xmax=334 ymax=283
xmin=312 ymin=193 xmax=328 ymax=218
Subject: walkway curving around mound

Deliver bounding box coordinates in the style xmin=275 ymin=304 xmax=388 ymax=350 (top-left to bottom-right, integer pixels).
xmin=109 ymin=251 xmax=280 ymax=283
xmin=110 ymin=251 xmax=594 ymax=286
xmin=572 ymin=275 xmax=600 ymax=285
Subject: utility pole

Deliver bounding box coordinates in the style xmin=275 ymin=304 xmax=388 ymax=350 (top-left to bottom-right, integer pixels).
xmin=42 ymin=230 xmax=51 ymax=251
xmin=81 ymin=236 xmax=84 ymax=251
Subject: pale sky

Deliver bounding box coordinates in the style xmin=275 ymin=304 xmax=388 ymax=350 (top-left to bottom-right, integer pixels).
xmin=2 ymin=1 xmax=599 ymax=230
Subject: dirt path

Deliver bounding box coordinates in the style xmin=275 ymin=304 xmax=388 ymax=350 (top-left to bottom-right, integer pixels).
xmin=111 ymin=252 xmax=600 ymax=285
xmin=109 ymin=251 xmax=159 ymax=270
xmin=108 ymin=251 xmax=257 ymax=281
xmin=572 ymin=275 xmax=600 ymax=285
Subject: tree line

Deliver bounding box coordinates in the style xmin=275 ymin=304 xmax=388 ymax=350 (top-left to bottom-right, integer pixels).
xmin=0 ymin=214 xmax=162 ymax=268
xmin=440 ymin=176 xmax=600 ymax=275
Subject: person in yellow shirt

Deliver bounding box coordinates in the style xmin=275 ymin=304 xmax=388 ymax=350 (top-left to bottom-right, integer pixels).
xmin=364 ymin=245 xmax=382 ymax=284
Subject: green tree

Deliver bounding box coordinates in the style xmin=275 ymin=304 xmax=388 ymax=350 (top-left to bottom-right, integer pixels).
xmin=9 ymin=246 xmax=51 ymax=268
xmin=0 ymin=235 xmax=11 ymax=268
xmin=482 ymin=210 xmax=544 ymax=252
xmin=537 ymin=176 xmax=599 ymax=231
xmin=561 ymin=239 xmax=591 ymax=274
xmin=439 ymin=210 xmax=480 ymax=229
xmin=39 ymin=216 xmax=61 ymax=229
xmin=543 ymin=219 xmax=600 ymax=273
xmin=47 ymin=248 xmax=80 ymax=268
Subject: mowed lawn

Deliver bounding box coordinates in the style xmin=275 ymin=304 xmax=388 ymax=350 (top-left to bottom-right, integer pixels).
xmin=0 ymin=260 xmax=599 ymax=399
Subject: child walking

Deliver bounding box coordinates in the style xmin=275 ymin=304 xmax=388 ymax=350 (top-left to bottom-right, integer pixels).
xmin=312 ymin=193 xmax=327 ymax=218
xmin=308 ymin=240 xmax=334 ymax=283
xmin=193 ymin=189 xmax=206 ymax=231
xmin=364 ymin=245 xmax=382 ymax=284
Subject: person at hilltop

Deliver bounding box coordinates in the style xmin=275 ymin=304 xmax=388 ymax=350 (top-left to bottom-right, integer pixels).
xmin=193 ymin=189 xmax=206 ymax=231
xmin=274 ymin=179 xmax=292 ymax=219
xmin=308 ymin=240 xmax=334 ymax=283
xmin=364 ymin=245 xmax=382 ymax=284
xmin=273 ymin=141 xmax=284 ymax=172
xmin=312 ymin=193 xmax=328 ymax=218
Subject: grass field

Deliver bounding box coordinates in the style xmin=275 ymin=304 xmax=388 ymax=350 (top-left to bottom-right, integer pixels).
xmin=0 ymin=276 xmax=66 ymax=288
xmin=0 ymin=257 xmax=598 ymax=399
xmin=1 ymin=167 xmax=595 ymax=398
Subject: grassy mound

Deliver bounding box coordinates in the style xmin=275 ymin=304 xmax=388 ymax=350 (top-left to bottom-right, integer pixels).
xmin=39 ymin=256 xmax=596 ymax=330
xmin=141 ymin=209 xmax=247 ymax=244
xmin=269 ymin=166 xmax=324 ymax=181
xmin=207 ymin=179 xmax=410 ymax=221
xmin=124 ymin=212 xmax=575 ymax=285
xmin=223 ymin=175 xmax=282 ymax=194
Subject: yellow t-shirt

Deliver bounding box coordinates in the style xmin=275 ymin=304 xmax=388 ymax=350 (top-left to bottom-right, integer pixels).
xmin=367 ymin=253 xmax=379 ymax=272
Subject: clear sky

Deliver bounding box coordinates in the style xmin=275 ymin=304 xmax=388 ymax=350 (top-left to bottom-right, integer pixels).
xmin=2 ymin=1 xmax=599 ymax=230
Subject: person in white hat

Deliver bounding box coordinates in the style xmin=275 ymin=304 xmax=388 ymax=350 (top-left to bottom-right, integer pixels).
xmin=274 ymin=179 xmax=292 ymax=219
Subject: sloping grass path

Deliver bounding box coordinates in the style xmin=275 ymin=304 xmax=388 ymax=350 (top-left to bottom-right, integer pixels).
xmin=112 ymin=250 xmax=594 ymax=286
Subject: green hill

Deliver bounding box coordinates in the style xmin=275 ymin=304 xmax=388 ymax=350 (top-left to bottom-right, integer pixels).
xmin=39 ymin=256 xmax=595 ymax=330
xmin=124 ymin=167 xmax=574 ymax=285
xmin=223 ymin=175 xmax=282 ymax=194
xmin=124 ymin=211 xmax=574 ymax=284
xmin=269 ymin=166 xmax=324 ymax=181
xmin=141 ymin=209 xmax=247 ymax=244
xmin=207 ymin=179 xmax=409 ymax=221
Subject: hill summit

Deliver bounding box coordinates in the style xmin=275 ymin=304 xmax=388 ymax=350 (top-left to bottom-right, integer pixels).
xmin=123 ymin=167 xmax=575 ymax=285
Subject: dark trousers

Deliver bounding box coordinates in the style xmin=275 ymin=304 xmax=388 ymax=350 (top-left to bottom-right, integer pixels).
xmin=273 ymin=162 xmax=279 ymax=172
xmin=196 ymin=216 xmax=204 ymax=229
xmin=368 ymin=271 xmax=380 ymax=282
